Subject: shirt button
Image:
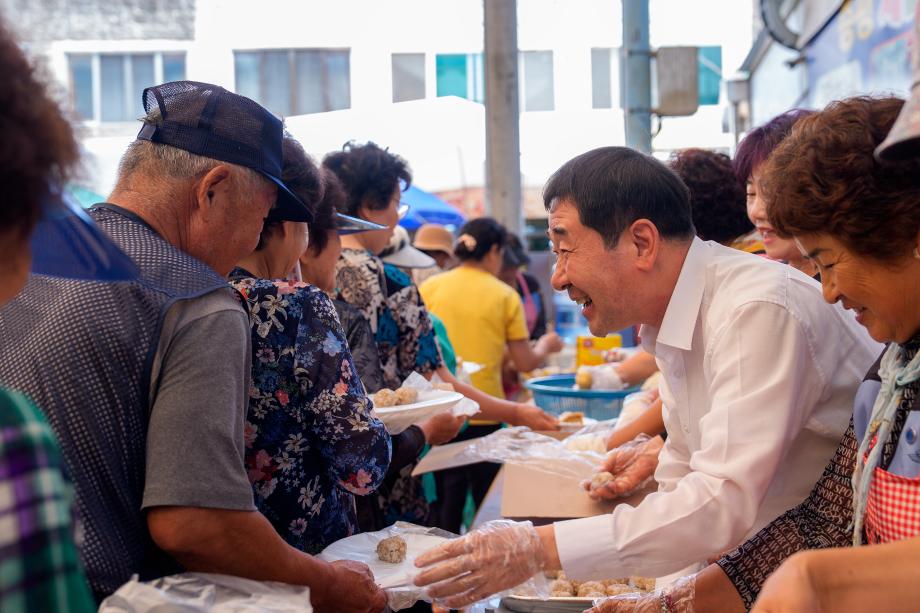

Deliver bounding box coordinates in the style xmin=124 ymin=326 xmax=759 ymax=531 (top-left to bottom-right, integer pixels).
xmin=907 ymin=428 xmax=917 ymax=445
xmin=673 ymin=369 xmax=684 ymax=379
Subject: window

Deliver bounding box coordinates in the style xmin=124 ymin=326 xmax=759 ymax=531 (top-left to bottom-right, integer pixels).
xmin=591 ymin=48 xmax=622 ymax=109
xmin=435 ymin=53 xmax=483 ymax=102
xmin=698 ymin=46 xmax=722 ymax=105
xmin=392 ymin=53 xmax=425 ymax=102
xmin=521 ymin=51 xmax=554 ymax=111
xmin=234 ymin=49 xmax=351 ymax=116
xmin=67 ymin=52 xmax=186 ymax=122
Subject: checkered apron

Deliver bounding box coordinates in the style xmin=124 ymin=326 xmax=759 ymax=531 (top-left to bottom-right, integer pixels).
xmin=864 ymin=434 xmax=920 ymax=544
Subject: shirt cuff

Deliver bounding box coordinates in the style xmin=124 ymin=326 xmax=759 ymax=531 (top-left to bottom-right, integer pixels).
xmin=554 ymin=513 xmax=622 ymax=580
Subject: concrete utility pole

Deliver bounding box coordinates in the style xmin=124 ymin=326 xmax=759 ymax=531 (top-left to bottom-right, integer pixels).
xmin=622 ymin=0 xmax=652 ymax=153
xmin=483 ymin=0 xmax=523 ymax=236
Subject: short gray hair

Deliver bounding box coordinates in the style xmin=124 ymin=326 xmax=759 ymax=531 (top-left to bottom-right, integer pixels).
xmin=115 ymin=108 xmax=268 ymax=192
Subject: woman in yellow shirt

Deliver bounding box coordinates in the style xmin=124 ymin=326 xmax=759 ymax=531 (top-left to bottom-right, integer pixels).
xmin=420 ymin=217 xmax=563 ymax=531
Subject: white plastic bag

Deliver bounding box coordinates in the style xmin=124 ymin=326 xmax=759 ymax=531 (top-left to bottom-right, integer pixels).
xmin=99 ymin=572 xmax=311 ymax=612
xmin=454 ymin=426 xmax=604 ymax=480
xmin=563 ymin=418 xmax=619 ymax=454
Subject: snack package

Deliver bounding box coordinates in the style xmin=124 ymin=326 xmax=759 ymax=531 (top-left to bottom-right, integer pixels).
xmin=576 ymin=335 xmax=622 ymax=367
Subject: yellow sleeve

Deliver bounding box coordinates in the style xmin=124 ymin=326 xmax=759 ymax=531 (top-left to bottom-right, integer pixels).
xmin=505 ymin=289 xmax=530 ymax=342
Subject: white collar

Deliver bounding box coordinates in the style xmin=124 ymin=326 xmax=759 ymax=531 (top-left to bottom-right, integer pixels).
xmin=651 ymin=237 xmax=708 ymax=352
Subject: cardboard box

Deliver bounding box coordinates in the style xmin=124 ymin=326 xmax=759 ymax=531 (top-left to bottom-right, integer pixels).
xmin=500 ymin=462 xmax=652 ymax=519
xmin=413 ymin=431 xmax=653 ymax=520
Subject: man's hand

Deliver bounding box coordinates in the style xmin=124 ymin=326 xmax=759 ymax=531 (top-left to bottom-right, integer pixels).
xmin=511 ymin=403 xmax=559 ymax=431
xmin=418 ymin=412 xmax=466 ymax=446
xmin=750 ymin=552 xmax=824 ymax=613
xmin=311 ymin=559 xmax=388 ymax=613
xmin=583 ymin=434 xmax=662 ymax=500
xmin=414 ymin=520 xmax=545 ymax=608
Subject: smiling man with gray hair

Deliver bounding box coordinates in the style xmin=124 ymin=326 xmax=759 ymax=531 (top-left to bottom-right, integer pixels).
xmin=0 ymin=81 xmax=386 ymax=613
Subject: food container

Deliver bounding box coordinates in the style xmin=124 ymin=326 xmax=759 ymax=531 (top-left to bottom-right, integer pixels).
xmin=524 ymin=374 xmax=640 ymax=420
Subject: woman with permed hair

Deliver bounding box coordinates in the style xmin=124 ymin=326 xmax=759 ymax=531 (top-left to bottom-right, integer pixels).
xmin=325 ymin=142 xmax=559 ymax=529
xmin=668 ymin=148 xmax=754 ymax=248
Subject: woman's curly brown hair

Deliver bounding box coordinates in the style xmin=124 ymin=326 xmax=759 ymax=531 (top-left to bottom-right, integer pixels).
xmin=763 ymin=96 xmax=920 ymax=262
xmin=668 ymin=148 xmax=752 ymax=245
xmin=0 ymin=20 xmax=78 ymax=236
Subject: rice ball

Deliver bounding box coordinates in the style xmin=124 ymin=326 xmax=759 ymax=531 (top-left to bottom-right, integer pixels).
xmin=372 ymin=388 xmax=398 ymax=408
xmin=631 ymin=576 xmax=656 ymax=592
xmin=376 ymin=535 xmax=407 ymax=563
xmin=395 ymin=387 xmax=419 ymax=405
xmin=590 ymin=471 xmax=615 ymax=491
xmin=548 ymin=579 xmax=574 ymax=596
xmin=605 ymin=583 xmax=637 ymax=596
xmin=576 ymin=581 xmax=607 ymax=597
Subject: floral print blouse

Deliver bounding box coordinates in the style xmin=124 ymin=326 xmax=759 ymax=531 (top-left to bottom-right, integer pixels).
xmin=229 ymin=269 xmax=391 ymax=554
xmin=334 ymin=248 xmax=442 ymax=390
xmin=333 ymin=249 xmax=443 ymax=524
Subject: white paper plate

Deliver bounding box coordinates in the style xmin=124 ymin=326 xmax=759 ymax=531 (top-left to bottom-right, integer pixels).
xmin=371 ymin=391 xmax=464 ymax=434
xmin=317 ymin=526 xmax=451 ymax=590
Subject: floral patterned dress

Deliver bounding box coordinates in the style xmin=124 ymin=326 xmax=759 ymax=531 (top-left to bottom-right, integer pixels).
xmin=229 ymin=268 xmax=391 ymax=554
xmin=333 ymin=249 xmax=443 ymax=524
xmin=334 ymin=249 xmax=442 ymax=389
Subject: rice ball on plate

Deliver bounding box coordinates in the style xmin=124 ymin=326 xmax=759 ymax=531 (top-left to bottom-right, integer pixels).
xmin=605 ymin=583 xmax=637 ymax=596
xmin=376 ymin=535 xmax=407 ymax=563
xmin=548 ymin=579 xmax=574 ymax=596
xmin=576 ymin=581 xmax=607 ymax=597
xmin=372 ymin=389 xmax=398 ymax=408
xmin=395 ymin=387 xmax=419 ymax=405
xmin=631 ymin=576 xmax=656 ymax=591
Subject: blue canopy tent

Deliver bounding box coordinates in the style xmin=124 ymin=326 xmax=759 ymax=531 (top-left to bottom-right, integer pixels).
xmin=399 ymin=185 xmax=466 ymax=231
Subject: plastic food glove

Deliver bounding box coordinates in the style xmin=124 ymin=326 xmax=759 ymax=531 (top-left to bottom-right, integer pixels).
xmin=586 ymin=574 xmax=696 ymax=613
xmin=750 ymin=552 xmax=823 ymax=613
xmin=414 ymin=519 xmax=545 ymax=608
xmin=583 ymin=434 xmax=663 ymax=500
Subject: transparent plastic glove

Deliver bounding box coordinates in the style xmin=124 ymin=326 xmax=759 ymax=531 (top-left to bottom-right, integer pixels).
xmin=587 ymin=573 xmax=696 ymax=612
xmin=413 ymin=520 xmax=547 ymax=608
xmin=582 ymin=434 xmax=663 ymax=500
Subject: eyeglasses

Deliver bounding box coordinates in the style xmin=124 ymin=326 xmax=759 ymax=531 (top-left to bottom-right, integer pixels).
xmin=398 ymin=203 xmax=410 ymax=220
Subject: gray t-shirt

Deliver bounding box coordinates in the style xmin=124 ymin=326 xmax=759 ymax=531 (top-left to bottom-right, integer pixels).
xmin=142 ymin=288 xmax=255 ymax=511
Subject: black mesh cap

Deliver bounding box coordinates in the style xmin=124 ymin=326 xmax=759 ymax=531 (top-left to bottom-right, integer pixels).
xmin=136 ymin=81 xmax=312 ymax=222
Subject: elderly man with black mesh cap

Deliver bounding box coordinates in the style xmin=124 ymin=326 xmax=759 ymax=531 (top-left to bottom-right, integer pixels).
xmin=0 ymin=81 xmax=388 ymax=612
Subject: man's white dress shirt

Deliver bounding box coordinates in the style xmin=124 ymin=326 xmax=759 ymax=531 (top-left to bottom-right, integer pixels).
xmin=554 ymin=238 xmax=881 ymax=579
